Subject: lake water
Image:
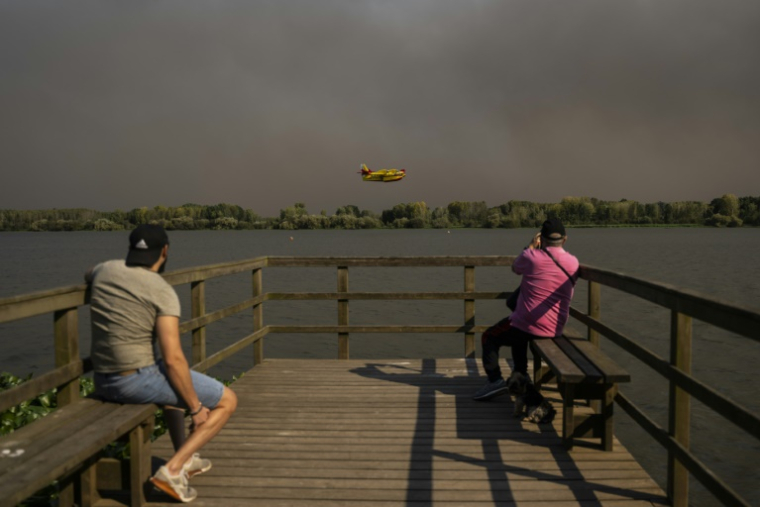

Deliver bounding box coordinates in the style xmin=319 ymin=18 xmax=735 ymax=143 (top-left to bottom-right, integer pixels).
xmin=1 ymin=228 xmax=759 ymax=506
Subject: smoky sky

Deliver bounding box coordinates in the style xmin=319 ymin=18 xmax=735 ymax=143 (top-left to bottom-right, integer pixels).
xmin=1 ymin=0 xmax=759 ymax=216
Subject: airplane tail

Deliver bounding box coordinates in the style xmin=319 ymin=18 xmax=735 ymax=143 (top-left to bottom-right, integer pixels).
xmin=359 ymin=163 xmax=371 ymax=175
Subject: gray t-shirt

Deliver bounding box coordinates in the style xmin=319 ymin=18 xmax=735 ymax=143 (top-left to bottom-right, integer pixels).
xmin=89 ymin=260 xmax=181 ymax=373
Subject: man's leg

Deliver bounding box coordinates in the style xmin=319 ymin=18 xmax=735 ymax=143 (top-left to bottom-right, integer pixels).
xmin=482 ymin=329 xmax=504 ymax=382
xmin=474 ymin=318 xmax=513 ymax=400
xmin=164 ymin=407 xmax=186 ymax=451
xmin=164 ymin=386 xmax=238 ymax=476
xmin=481 ymin=317 xmax=512 ymax=381
xmin=502 ymin=327 xmax=535 ymax=396
xmin=508 ymin=327 xmax=532 ymax=376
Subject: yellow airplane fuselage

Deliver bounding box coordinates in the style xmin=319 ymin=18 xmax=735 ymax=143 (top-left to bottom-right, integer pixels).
xmin=361 ymin=166 xmax=406 ymax=182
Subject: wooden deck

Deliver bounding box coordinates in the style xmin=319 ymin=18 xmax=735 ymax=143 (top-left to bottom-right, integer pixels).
xmin=149 ymin=358 xmax=668 ymax=506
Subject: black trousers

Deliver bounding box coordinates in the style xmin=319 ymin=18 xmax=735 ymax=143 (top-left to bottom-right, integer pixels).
xmin=481 ymin=317 xmax=535 ymax=382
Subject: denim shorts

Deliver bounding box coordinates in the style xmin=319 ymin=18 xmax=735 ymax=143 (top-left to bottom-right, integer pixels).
xmin=94 ymin=361 xmax=225 ymax=410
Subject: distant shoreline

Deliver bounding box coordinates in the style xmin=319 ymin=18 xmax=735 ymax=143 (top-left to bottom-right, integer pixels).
xmin=1 ymin=194 xmax=756 ymax=231
xmin=3 ymin=224 xmax=758 ymax=234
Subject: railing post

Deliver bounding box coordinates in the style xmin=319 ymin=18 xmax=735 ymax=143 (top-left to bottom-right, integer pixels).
xmin=464 ymin=266 xmax=475 ymax=358
xmin=588 ymin=280 xmax=602 ymax=412
xmin=588 ymin=280 xmax=601 ymax=347
xmin=338 ymin=266 xmax=349 ymax=359
xmin=668 ymin=310 xmax=692 ymax=507
xmin=252 ymin=268 xmax=263 ymax=366
xmin=54 ymin=306 xmax=79 ymax=507
xmin=54 ymin=307 xmax=80 ymax=406
xmin=191 ymin=281 xmax=206 ymax=366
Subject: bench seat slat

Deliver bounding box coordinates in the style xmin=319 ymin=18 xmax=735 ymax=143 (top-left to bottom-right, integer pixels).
xmin=531 ymin=339 xmax=585 ymax=383
xmin=0 ymin=400 xmax=116 ymax=476
xmin=569 ymin=338 xmax=631 ymax=383
xmin=0 ymin=401 xmax=155 ymax=507
xmin=554 ymin=337 xmax=604 ymax=383
xmin=562 ymin=327 xmax=631 ymax=384
xmin=0 ymin=397 xmax=104 ymax=447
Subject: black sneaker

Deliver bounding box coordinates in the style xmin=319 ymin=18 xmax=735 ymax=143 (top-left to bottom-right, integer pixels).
xmin=473 ymin=378 xmax=509 ymax=401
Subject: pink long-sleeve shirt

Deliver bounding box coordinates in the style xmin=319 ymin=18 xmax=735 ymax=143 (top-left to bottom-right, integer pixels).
xmin=510 ymin=246 xmax=579 ymax=337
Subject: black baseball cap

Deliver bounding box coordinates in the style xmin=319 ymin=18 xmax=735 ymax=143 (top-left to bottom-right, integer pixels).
xmin=125 ymin=224 xmax=169 ymax=267
xmin=540 ymin=218 xmax=566 ymax=240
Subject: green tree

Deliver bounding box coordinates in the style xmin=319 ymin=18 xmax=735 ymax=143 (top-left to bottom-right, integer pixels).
xmin=711 ymin=194 xmax=740 ymax=217
xmin=213 ymin=217 xmax=238 ymax=230
xmin=279 ymin=203 xmax=308 ymax=224
xmin=739 ymin=197 xmax=759 ymax=225
xmin=336 ymin=205 xmax=361 ymax=217
xmin=171 ymin=216 xmax=195 ymax=230
xmin=558 ymin=197 xmax=595 ymax=224
xmin=129 ymin=207 xmax=149 ymax=225
xmin=446 ymin=201 xmax=487 ymax=227
xmin=331 ymin=214 xmax=358 ymax=229
xmin=92 ymin=219 xmax=124 ymax=231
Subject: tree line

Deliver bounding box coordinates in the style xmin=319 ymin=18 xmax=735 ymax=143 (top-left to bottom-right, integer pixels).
xmin=1 ymin=195 xmax=757 ymax=232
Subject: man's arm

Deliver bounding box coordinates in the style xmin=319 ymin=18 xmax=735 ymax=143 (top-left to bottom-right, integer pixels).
xmin=512 ymin=233 xmax=541 ymax=274
xmin=156 ymin=315 xmax=210 ymax=427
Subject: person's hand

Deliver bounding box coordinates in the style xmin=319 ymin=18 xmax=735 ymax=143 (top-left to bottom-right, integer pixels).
xmin=189 ymin=406 xmax=210 ymax=433
xmin=529 ymin=232 xmax=541 ymax=249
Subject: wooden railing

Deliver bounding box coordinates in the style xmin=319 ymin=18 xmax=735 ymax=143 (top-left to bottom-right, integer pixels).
xmin=1 ymin=255 xmax=759 ymax=507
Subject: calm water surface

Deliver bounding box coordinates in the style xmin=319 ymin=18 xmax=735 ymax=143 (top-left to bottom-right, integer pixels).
xmin=1 ymin=228 xmax=759 ymax=506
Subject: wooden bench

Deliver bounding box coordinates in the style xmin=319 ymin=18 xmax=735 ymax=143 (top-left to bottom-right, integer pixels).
xmin=0 ymin=397 xmax=156 ymax=507
xmin=530 ymin=327 xmax=630 ymax=451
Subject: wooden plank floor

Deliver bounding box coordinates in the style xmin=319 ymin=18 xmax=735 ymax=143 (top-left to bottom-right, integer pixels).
xmin=148 ymin=358 xmax=668 ymax=506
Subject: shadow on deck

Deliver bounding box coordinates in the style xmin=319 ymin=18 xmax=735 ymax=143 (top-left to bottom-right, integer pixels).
xmin=145 ymin=358 xmax=667 ymax=506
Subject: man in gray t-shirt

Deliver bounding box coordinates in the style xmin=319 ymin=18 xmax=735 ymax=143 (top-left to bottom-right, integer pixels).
xmin=87 ymin=225 xmax=238 ymax=503
xmin=90 ymin=259 xmax=180 ymax=373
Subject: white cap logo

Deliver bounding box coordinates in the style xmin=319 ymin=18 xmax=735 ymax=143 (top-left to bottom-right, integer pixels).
xmin=135 ymin=239 xmax=149 ymax=249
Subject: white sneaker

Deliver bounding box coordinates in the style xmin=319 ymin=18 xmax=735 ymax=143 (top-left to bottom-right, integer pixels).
xmin=183 ymin=453 xmax=212 ymax=478
xmin=150 ymin=465 xmax=197 ymax=502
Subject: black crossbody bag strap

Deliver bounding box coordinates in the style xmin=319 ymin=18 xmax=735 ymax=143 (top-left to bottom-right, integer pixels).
xmin=542 ymin=248 xmax=577 ymax=286
xmin=506 ymin=247 xmax=575 ymax=310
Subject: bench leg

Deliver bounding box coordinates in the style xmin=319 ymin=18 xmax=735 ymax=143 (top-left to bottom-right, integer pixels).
xmin=79 ymin=460 xmax=100 ymax=507
xmin=601 ymin=384 xmax=617 ymax=452
xmin=130 ymin=416 xmax=154 ymax=507
xmin=58 ymin=479 xmax=75 ymax=507
xmin=562 ymin=383 xmax=575 ymax=450
xmin=531 ymin=351 xmax=553 ymax=387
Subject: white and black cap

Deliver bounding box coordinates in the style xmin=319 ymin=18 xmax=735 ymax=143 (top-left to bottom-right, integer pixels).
xmin=125 ymin=224 xmax=169 ymax=267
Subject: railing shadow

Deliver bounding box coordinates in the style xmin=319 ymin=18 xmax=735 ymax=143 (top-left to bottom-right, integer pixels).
xmin=350 ymin=359 xmax=667 ymax=506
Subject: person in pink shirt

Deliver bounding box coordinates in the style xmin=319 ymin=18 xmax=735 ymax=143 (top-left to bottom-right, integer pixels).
xmin=473 ymin=218 xmax=579 ymax=402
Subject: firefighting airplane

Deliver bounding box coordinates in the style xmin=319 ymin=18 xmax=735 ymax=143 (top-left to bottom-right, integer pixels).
xmin=358 ymin=163 xmax=407 ymax=182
